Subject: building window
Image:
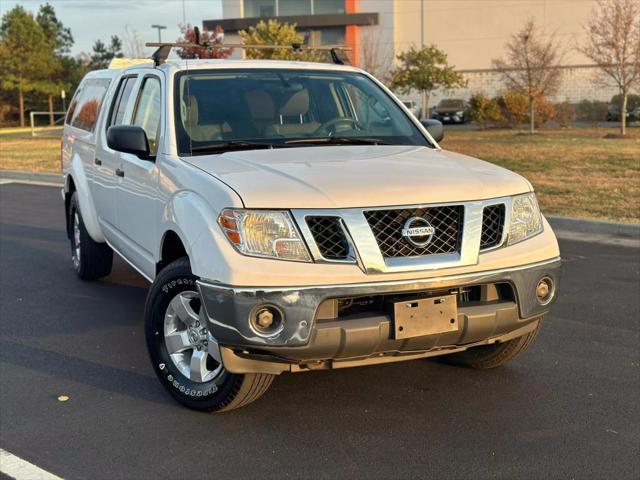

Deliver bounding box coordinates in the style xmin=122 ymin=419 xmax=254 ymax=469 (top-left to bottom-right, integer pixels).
xmin=318 ymin=26 xmax=344 ymax=45
xmin=243 ymin=0 xmax=345 ymax=17
xmin=279 ymin=0 xmax=312 ymax=16
xmin=314 ymin=0 xmax=345 ymax=14
xmin=244 ymin=0 xmax=276 ymax=17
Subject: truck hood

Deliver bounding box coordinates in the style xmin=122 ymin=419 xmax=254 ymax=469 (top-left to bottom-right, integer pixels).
xmin=184 ymin=145 xmax=531 ymax=208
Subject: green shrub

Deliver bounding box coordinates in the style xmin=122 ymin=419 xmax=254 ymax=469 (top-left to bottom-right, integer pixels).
xmin=575 ymin=100 xmax=608 ymax=122
xmin=555 ymin=101 xmax=577 ymax=128
xmin=468 ymin=92 xmax=503 ymax=129
xmin=495 ymin=90 xmax=555 ymax=128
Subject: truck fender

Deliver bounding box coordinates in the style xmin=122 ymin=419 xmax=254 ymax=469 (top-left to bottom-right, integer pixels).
xmin=66 ymin=155 xmax=105 ymax=243
xmin=160 ymin=191 xmax=233 ymax=281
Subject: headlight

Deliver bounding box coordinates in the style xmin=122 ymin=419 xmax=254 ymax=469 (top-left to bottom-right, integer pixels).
xmin=218 ymin=209 xmax=311 ymax=262
xmin=456 ymin=111 xmax=464 ymax=116
xmin=508 ymin=193 xmax=543 ymax=245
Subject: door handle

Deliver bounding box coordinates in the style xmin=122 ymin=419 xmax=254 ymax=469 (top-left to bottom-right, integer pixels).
xmin=115 ymin=168 xmax=125 ymax=178
xmin=94 ymin=158 xmax=102 ymax=166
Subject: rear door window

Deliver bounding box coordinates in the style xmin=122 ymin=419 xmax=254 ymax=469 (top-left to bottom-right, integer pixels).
xmin=131 ymin=76 xmax=162 ymax=155
xmin=107 ymin=76 xmax=137 ymax=128
xmin=67 ymin=78 xmax=111 ymax=132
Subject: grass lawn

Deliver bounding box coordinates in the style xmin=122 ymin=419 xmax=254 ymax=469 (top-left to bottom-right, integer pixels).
xmin=0 ymin=134 xmax=60 ymax=174
xmin=442 ymin=127 xmax=639 ymax=223
xmin=1 ymin=127 xmax=638 ymax=223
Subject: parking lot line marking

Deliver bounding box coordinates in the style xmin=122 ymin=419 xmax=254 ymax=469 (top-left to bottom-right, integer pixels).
xmin=0 ymin=449 xmax=63 ymax=480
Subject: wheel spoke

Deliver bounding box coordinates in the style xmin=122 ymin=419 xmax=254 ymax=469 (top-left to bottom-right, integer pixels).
xmin=169 ymin=292 xmax=199 ymax=327
xmin=165 ymin=330 xmax=191 ymax=354
xmin=189 ymin=349 xmax=209 ymax=382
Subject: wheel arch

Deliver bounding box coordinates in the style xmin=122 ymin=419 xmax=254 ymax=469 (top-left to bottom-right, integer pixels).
xmin=159 ymin=190 xmax=235 ymax=282
xmin=157 ymin=229 xmax=189 ymax=274
xmin=66 ymin=155 xmax=105 ymax=242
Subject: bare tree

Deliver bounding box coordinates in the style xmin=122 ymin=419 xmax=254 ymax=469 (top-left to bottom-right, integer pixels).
xmin=579 ymin=0 xmax=640 ymax=136
xmin=124 ymin=25 xmax=145 ymax=58
xmin=493 ymin=18 xmax=563 ymax=133
xmin=359 ymin=30 xmax=393 ymax=85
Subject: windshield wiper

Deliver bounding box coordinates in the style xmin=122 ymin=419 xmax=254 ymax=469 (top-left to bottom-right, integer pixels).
xmin=284 ymin=137 xmax=392 ymax=146
xmin=190 ymin=141 xmax=287 ymax=154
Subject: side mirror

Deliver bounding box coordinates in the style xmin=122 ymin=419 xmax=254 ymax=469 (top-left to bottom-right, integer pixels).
xmin=420 ymin=119 xmax=444 ymax=143
xmin=107 ymin=125 xmax=150 ymax=159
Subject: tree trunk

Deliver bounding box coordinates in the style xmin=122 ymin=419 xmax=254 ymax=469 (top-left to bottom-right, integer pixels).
xmin=48 ymin=95 xmax=54 ymax=126
xmin=422 ymin=91 xmax=430 ymax=120
xmin=529 ymin=95 xmax=535 ymax=134
xmin=18 ymin=87 xmax=25 ymax=128
xmin=621 ymin=91 xmax=627 ymax=137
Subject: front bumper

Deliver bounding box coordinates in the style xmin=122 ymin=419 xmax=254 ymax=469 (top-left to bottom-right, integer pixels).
xmin=198 ymin=258 xmax=561 ymax=361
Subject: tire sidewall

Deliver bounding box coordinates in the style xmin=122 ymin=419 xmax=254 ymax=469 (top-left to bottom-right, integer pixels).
xmin=145 ymin=261 xmax=241 ymax=409
xmin=68 ymin=193 xmax=82 ymax=273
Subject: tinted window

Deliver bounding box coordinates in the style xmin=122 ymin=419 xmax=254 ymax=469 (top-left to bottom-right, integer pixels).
xmin=67 ymin=78 xmax=111 ymax=132
xmin=108 ymin=76 xmax=137 ymax=128
xmin=132 ymin=77 xmax=161 ymax=155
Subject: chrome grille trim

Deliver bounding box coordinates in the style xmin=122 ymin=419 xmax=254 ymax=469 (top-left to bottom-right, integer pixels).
xmin=292 ymin=196 xmax=514 ymax=273
xmin=480 ymin=204 xmax=506 ymax=250
xmin=306 ymin=216 xmax=350 ymax=261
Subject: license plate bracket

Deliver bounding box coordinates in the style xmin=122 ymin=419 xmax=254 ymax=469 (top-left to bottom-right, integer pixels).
xmin=391 ymin=294 xmax=458 ymax=339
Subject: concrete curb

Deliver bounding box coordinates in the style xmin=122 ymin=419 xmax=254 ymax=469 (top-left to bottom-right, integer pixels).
xmin=1 ymin=169 xmax=638 ymax=241
xmin=547 ymin=215 xmax=639 ymax=239
xmin=0 ymin=169 xmax=63 ymax=186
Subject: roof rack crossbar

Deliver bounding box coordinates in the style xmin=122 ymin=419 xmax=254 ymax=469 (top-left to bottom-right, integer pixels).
xmin=146 ymin=41 xmax=351 ymax=66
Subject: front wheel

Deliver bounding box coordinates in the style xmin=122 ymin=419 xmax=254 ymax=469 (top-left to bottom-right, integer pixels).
xmin=145 ymin=257 xmax=274 ymax=412
xmin=439 ymin=320 xmax=541 ymax=369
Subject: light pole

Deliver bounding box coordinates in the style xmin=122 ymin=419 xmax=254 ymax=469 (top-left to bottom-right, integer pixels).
xmin=151 ymin=24 xmax=167 ymax=43
xmin=420 ymin=0 xmax=427 ymax=119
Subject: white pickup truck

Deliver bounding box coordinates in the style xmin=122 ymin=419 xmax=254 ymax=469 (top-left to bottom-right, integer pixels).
xmin=62 ymin=57 xmax=560 ymax=412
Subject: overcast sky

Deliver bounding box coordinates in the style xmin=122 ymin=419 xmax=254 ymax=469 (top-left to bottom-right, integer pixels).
xmin=0 ymin=0 xmax=223 ymax=56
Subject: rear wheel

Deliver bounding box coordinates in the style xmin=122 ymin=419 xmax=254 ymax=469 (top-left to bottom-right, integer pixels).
xmin=145 ymin=257 xmax=274 ymax=412
xmin=68 ymin=192 xmax=113 ymax=280
xmin=440 ymin=321 xmax=541 ymax=369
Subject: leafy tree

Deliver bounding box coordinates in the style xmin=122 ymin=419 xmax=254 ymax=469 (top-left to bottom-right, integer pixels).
xmin=579 ymin=0 xmax=640 ymax=136
xmin=89 ymin=35 xmax=124 ymax=69
xmin=176 ymin=24 xmax=232 ymax=59
xmin=36 ymin=3 xmax=73 ymax=124
xmin=493 ymin=18 xmax=563 ymax=134
xmin=0 ymin=5 xmax=57 ymax=127
xmin=36 ymin=3 xmax=73 ymax=55
xmin=390 ymin=45 xmax=466 ymax=118
xmin=239 ymin=20 xmax=322 ymax=61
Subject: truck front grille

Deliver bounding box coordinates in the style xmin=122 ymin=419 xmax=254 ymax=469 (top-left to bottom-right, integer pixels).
xmin=364 ymin=206 xmax=464 ymax=258
xmin=306 ymin=216 xmax=350 ymax=260
xmin=480 ymin=204 xmax=505 ymax=250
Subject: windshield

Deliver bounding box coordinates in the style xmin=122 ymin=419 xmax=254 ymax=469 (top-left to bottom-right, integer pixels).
xmin=174 ymin=69 xmax=431 ymax=155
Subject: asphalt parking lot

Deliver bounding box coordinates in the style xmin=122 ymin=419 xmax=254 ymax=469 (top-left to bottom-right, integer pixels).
xmin=1 ymin=183 xmax=638 ymax=480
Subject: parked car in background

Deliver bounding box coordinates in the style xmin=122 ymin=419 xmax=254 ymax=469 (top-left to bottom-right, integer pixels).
xmin=401 ymin=100 xmax=422 ymax=119
xmin=606 ymin=93 xmax=640 ymax=121
xmin=431 ymin=99 xmax=468 ymax=124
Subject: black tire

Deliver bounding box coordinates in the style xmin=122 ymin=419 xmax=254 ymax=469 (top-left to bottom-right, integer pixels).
xmin=145 ymin=257 xmax=274 ymax=412
xmin=68 ymin=192 xmax=113 ymax=280
xmin=440 ymin=320 xmax=541 ymax=369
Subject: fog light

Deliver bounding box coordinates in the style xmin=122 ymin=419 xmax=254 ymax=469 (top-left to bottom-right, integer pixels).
xmin=536 ymin=277 xmax=554 ymax=305
xmin=250 ymin=305 xmax=284 ymax=336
